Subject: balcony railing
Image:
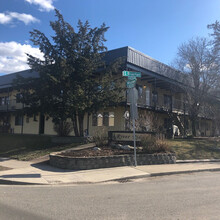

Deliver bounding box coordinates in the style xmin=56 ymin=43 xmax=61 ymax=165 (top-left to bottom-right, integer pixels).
xmin=127 ymin=93 xmax=186 ymax=112
xmin=127 ymin=93 xmax=213 ymax=119
xmin=0 ymin=99 xmax=23 ymax=111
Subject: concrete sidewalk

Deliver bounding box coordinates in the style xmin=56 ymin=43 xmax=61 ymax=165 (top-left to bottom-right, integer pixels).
xmin=1 ymin=157 xmax=220 ymax=185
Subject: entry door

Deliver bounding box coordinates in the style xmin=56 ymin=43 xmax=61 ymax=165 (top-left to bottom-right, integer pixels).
xmin=39 ymin=114 xmax=45 ymax=134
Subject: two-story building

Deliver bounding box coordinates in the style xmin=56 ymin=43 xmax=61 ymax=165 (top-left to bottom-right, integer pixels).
xmin=0 ymin=46 xmax=214 ymax=137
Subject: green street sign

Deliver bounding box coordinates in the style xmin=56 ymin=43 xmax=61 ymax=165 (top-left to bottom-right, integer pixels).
xmin=128 ymin=76 xmax=137 ymax=81
xmin=127 ymin=78 xmax=136 ymax=84
xmin=126 ymin=81 xmax=136 ymax=88
xmin=122 ymin=71 xmax=141 ymax=77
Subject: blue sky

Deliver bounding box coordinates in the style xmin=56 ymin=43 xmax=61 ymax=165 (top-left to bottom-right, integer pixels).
xmin=0 ymin=0 xmax=220 ymax=75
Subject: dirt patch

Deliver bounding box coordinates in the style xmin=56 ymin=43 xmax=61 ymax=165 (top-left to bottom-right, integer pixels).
xmin=59 ymin=146 xmax=170 ymax=157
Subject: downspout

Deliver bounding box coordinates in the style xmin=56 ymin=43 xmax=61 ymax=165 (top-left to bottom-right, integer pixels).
xmin=21 ymin=103 xmax=24 ymax=134
xmin=183 ymin=94 xmax=186 ymax=138
xmin=87 ymin=112 xmax=90 ymax=136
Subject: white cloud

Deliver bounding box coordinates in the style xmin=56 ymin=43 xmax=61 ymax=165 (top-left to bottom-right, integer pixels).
xmin=0 ymin=41 xmax=44 ymax=74
xmin=25 ymin=0 xmax=55 ymax=12
xmin=0 ymin=12 xmax=39 ymax=25
xmin=0 ymin=13 xmax=12 ymax=24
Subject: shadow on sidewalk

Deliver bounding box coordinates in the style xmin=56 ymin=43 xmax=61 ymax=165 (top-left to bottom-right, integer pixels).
xmin=31 ymin=161 xmax=76 ymax=173
xmin=0 ymin=174 xmax=41 ymax=178
xmin=0 ymin=157 xmax=10 ymax=162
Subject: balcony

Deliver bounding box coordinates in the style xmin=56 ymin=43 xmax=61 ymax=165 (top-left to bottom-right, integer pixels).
xmin=126 ymin=91 xmax=191 ymax=114
xmin=0 ymin=99 xmax=23 ymax=111
xmin=127 ymin=91 xmax=213 ymax=119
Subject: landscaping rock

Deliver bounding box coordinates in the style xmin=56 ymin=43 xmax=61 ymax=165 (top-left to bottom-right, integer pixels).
xmin=112 ymin=144 xmax=123 ymax=149
xmin=93 ymin=147 xmax=101 ymax=151
xmin=121 ymin=145 xmax=134 ymax=150
xmin=111 ymin=144 xmax=134 ymax=150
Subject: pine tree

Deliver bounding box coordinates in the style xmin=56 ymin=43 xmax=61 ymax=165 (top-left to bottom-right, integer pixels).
xmin=14 ymin=10 xmax=124 ymax=136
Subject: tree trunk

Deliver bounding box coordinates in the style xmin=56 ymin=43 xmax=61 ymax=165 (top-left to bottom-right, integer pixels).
xmin=191 ymin=117 xmax=196 ymax=137
xmin=72 ymin=113 xmax=79 ymax=137
xmin=78 ymin=112 xmax=84 ymax=137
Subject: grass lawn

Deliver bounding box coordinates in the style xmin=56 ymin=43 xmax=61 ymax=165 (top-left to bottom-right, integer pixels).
xmin=168 ymin=137 xmax=220 ymax=160
xmin=1 ymin=134 xmax=220 ymax=161
xmin=0 ymin=134 xmax=80 ymax=161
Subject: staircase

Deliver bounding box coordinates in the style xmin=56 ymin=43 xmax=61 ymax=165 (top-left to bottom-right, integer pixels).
xmin=167 ymin=111 xmax=186 ymax=137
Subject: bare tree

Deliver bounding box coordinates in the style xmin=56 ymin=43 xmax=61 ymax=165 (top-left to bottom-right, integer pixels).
xmin=174 ymin=37 xmax=220 ymax=136
xmin=207 ymin=21 xmax=220 ymax=135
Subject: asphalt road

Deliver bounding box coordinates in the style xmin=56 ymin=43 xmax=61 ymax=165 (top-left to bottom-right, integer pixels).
xmin=1 ymin=172 xmax=220 ymax=220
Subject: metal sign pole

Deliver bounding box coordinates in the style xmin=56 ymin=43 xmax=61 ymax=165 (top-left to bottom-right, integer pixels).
xmin=131 ymin=87 xmax=137 ymax=167
xmin=122 ymin=70 xmax=141 ymax=167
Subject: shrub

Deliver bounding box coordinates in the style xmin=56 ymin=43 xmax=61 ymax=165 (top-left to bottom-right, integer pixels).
xmin=92 ymin=128 xmax=108 ymax=147
xmin=141 ymin=135 xmax=156 ymax=153
xmin=54 ymin=121 xmax=73 ymax=137
xmin=154 ymin=139 xmax=170 ymax=153
xmin=141 ymin=135 xmax=170 ymax=153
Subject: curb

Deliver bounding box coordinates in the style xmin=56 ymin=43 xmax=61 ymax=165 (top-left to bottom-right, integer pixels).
xmin=103 ymin=174 xmax=151 ymax=183
xmin=1 ymin=167 xmax=220 ymax=186
xmin=150 ymin=168 xmax=220 ymax=177
xmin=177 ymin=159 xmax=220 ymax=163
xmin=101 ymin=168 xmax=220 ymax=183
xmin=0 ymin=179 xmax=46 ymax=185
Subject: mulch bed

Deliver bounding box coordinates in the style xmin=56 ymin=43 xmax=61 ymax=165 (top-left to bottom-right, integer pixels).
xmin=60 ymin=146 xmax=137 ymax=157
xmin=59 ymin=146 xmax=170 ymax=157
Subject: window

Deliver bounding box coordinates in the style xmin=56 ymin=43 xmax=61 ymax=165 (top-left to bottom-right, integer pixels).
xmin=109 ymin=112 xmax=115 ymax=126
xmin=92 ymin=113 xmax=97 ymax=126
xmin=145 ymin=87 xmax=150 ymax=106
xmin=92 ymin=113 xmax=104 ymax=126
xmin=136 ymin=84 xmax=143 ymax=97
xmin=0 ymin=96 xmax=9 ymax=106
xmin=15 ymin=115 xmax=22 ymax=126
xmin=103 ymin=112 xmax=109 ymax=126
xmin=164 ymin=95 xmax=172 ymax=109
xmin=0 ymin=97 xmax=4 ymax=106
xmin=26 ymin=117 xmax=29 ymax=123
xmin=152 ymin=91 xmax=158 ymax=104
xmin=16 ymin=93 xmax=23 ymax=103
xmin=92 ymin=112 xmax=114 ymax=127
xmin=33 ymin=114 xmax=38 ymax=122
xmin=97 ymin=113 xmax=103 ymax=126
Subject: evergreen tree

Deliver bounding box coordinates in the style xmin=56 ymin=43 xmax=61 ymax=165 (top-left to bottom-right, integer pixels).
xmin=14 ymin=10 xmax=124 ymax=136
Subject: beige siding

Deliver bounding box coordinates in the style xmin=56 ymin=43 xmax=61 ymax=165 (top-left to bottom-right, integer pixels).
xmin=89 ymin=107 xmax=125 ymax=136
xmin=23 ymin=115 xmax=39 ymax=134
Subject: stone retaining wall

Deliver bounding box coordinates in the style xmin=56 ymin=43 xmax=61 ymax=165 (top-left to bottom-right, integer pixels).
xmin=50 ymin=152 xmax=176 ymax=170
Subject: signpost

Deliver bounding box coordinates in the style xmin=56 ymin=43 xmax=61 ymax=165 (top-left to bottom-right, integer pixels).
xmin=122 ymin=70 xmax=141 ymax=167
xmin=126 ymin=81 xmax=136 ymax=88
xmin=122 ymin=71 xmax=141 ymax=77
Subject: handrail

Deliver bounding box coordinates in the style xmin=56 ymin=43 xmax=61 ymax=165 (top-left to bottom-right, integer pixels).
xmin=0 ymin=99 xmax=23 ymax=111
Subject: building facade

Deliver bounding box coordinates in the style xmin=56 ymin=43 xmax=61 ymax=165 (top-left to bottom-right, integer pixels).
xmin=0 ymin=46 xmax=214 ymax=137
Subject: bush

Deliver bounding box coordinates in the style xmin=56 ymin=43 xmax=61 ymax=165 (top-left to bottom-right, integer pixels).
xmin=141 ymin=135 xmax=156 ymax=153
xmin=92 ymin=128 xmax=108 ymax=147
xmin=54 ymin=121 xmax=73 ymax=137
xmin=141 ymin=135 xmax=170 ymax=153
xmin=154 ymin=139 xmax=170 ymax=153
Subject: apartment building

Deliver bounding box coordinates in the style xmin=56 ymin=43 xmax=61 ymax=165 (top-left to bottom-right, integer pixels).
xmin=0 ymin=47 xmax=214 ymax=137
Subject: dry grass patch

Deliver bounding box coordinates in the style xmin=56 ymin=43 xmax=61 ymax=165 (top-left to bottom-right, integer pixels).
xmin=168 ymin=138 xmax=220 ymax=160
xmin=0 ymin=134 xmax=80 ymax=161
